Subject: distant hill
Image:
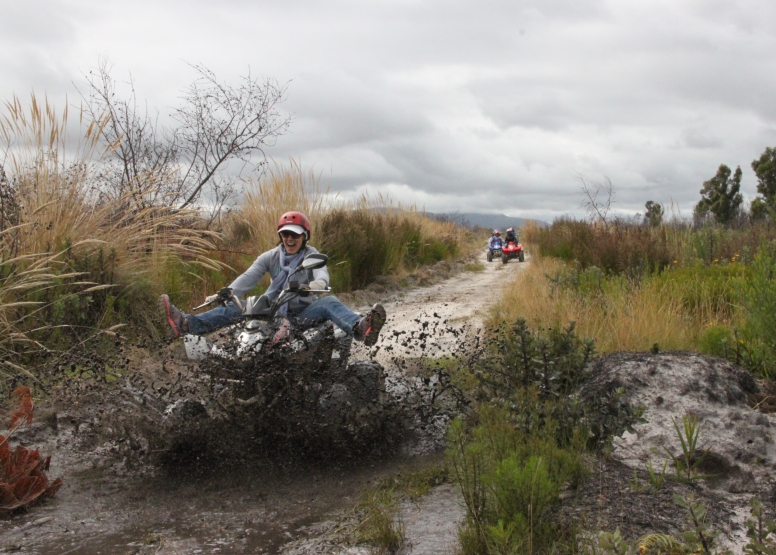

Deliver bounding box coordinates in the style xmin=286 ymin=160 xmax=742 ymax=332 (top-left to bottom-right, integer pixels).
xmin=426 ymin=212 xmax=549 ymax=230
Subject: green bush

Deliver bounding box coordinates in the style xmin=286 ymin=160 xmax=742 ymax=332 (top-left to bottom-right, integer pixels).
xmin=698 ymin=325 xmax=737 ymax=360
xmin=529 ymin=217 xmax=776 ymax=276
xmin=447 ymin=406 xmax=585 ymax=555
xmin=739 ymin=245 xmax=776 ymax=378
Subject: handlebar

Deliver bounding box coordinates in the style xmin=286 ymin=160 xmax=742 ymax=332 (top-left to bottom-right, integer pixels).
xmin=191 ymin=287 xmax=244 ymax=312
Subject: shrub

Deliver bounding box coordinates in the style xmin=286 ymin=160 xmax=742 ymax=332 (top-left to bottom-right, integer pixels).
xmin=318 ymin=204 xmax=464 ymax=292
xmin=698 ymin=325 xmax=738 ymax=360
xmin=739 ymin=245 xmax=776 ymax=378
xmin=447 ymin=406 xmax=584 ymax=555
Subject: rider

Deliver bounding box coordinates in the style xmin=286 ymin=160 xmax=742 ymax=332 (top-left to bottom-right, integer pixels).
xmin=488 ymin=229 xmax=503 ymax=255
xmin=158 ymin=211 xmax=387 ymax=347
xmin=504 ymin=227 xmax=518 ymax=245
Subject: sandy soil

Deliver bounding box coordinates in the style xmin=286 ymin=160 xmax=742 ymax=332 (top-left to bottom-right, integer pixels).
xmin=0 ymin=250 xmax=527 ymax=555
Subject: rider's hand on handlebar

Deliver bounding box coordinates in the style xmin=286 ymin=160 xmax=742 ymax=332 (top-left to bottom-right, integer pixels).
xmin=308 ymin=280 xmax=327 ymax=291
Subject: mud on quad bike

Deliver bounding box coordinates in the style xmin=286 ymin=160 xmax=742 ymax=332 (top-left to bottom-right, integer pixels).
xmin=165 ymin=253 xmax=390 ymax=455
xmin=501 ymin=241 xmax=525 ymax=264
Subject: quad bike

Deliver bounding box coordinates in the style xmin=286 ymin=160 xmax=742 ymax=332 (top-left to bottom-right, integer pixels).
xmin=501 ymin=241 xmax=525 ymax=264
xmin=486 ymin=245 xmax=503 ymax=262
xmin=165 ymin=253 xmax=390 ymax=455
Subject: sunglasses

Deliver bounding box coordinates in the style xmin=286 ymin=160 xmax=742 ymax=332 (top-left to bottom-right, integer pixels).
xmin=279 ymin=230 xmax=302 ymax=239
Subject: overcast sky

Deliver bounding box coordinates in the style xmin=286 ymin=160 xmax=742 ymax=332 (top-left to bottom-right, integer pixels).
xmin=2 ymin=0 xmax=776 ymax=222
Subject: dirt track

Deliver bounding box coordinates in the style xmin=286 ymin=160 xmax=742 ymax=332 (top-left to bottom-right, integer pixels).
xmin=352 ymin=250 xmax=526 ymax=369
xmin=0 ymin=250 xmax=528 ymax=555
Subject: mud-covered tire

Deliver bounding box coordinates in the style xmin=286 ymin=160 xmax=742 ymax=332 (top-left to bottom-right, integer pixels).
xmin=519 ymin=251 xmax=525 ymax=262
xmin=487 ymin=250 xmax=493 ymax=262
xmin=502 ymin=254 xmax=508 ymax=264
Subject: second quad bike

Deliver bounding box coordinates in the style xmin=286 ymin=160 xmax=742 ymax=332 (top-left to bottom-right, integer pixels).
xmin=501 ymin=241 xmax=525 ymax=264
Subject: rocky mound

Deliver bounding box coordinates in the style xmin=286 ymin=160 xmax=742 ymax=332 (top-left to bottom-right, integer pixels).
xmin=578 ymin=351 xmax=775 ymax=552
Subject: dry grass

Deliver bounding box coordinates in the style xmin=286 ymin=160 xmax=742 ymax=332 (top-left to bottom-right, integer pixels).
xmin=490 ymin=253 xmax=741 ymax=354
xmin=226 ymin=159 xmax=330 ymax=254
xmin=0 ymin=95 xmax=219 ymax=372
xmin=218 ymin=166 xmax=476 ymax=294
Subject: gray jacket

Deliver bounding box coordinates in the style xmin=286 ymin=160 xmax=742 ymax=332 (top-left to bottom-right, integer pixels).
xmin=228 ymin=245 xmax=330 ymax=314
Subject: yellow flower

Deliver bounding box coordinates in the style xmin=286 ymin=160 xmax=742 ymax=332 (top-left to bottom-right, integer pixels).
xmin=638 ymin=546 xmax=648 ymax=555
xmin=714 ymin=259 xmax=719 ymax=262
xmin=673 ymin=260 xmax=678 ymax=264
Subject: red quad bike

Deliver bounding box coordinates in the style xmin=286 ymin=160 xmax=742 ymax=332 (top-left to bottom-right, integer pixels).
xmin=501 ymin=241 xmax=525 ymax=264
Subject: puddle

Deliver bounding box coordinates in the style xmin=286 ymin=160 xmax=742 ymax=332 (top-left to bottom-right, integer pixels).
xmin=0 ymin=455 xmax=439 ymax=554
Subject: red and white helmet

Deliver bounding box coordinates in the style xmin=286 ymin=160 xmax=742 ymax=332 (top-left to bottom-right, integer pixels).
xmin=493 ymin=229 xmax=501 ymax=236
xmin=277 ymin=211 xmax=312 ymax=239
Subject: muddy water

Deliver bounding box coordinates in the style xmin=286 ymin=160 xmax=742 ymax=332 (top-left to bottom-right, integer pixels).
xmin=1 ymin=455 xmax=440 ymax=554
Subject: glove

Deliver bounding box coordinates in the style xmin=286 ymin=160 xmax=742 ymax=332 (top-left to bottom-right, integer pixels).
xmin=308 ymin=280 xmax=327 ymax=291
xmin=205 ymin=294 xmax=219 ymax=304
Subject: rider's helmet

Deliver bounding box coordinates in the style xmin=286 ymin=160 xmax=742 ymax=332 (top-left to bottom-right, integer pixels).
xmin=506 ymin=227 xmax=514 ymax=233
xmin=493 ymin=229 xmax=501 ymax=236
xmin=277 ymin=211 xmax=312 ymax=240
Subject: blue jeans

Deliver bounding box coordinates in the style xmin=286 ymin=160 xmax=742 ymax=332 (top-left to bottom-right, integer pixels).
xmin=186 ymin=295 xmax=362 ymax=336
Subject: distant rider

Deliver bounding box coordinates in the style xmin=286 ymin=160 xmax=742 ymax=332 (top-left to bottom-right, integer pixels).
xmin=488 ymin=229 xmax=503 ymax=255
xmin=504 ymin=227 xmax=518 ymax=245
xmin=159 ymin=211 xmax=386 ymax=347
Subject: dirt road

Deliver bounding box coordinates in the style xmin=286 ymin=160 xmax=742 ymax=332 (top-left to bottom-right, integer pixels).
xmin=352 ymin=250 xmax=526 ymax=369
xmin=0 ymin=251 xmax=527 ymax=555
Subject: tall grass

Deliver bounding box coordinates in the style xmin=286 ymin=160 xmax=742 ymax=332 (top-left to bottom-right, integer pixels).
xmin=524 ymin=217 xmax=776 ymax=272
xmin=319 ymin=199 xmax=469 ymax=291
xmin=508 ymin=218 xmax=776 ymax=377
xmin=490 ymin=255 xmax=746 ymax=354
xmin=0 ymin=95 xmax=219 ymax=366
xmin=226 ymin=159 xmax=330 ymax=254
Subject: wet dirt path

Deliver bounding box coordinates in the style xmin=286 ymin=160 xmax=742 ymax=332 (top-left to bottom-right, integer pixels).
xmin=0 ymin=251 xmax=527 ymax=555
xmin=351 ymin=250 xmax=527 ymax=369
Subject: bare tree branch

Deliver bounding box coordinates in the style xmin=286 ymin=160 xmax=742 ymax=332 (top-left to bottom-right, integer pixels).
xmin=80 ymin=59 xmax=291 ymax=219
xmin=578 ymin=174 xmax=615 ymax=226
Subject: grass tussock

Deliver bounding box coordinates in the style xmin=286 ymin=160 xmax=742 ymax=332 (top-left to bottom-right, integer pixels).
xmin=353 ymin=487 xmax=405 ymax=554
xmin=0 ymin=95 xmax=218 ymax=361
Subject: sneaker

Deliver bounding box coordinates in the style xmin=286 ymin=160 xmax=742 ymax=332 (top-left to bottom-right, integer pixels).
xmin=158 ymin=294 xmax=187 ymax=339
xmin=356 ymin=304 xmax=386 ymax=347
